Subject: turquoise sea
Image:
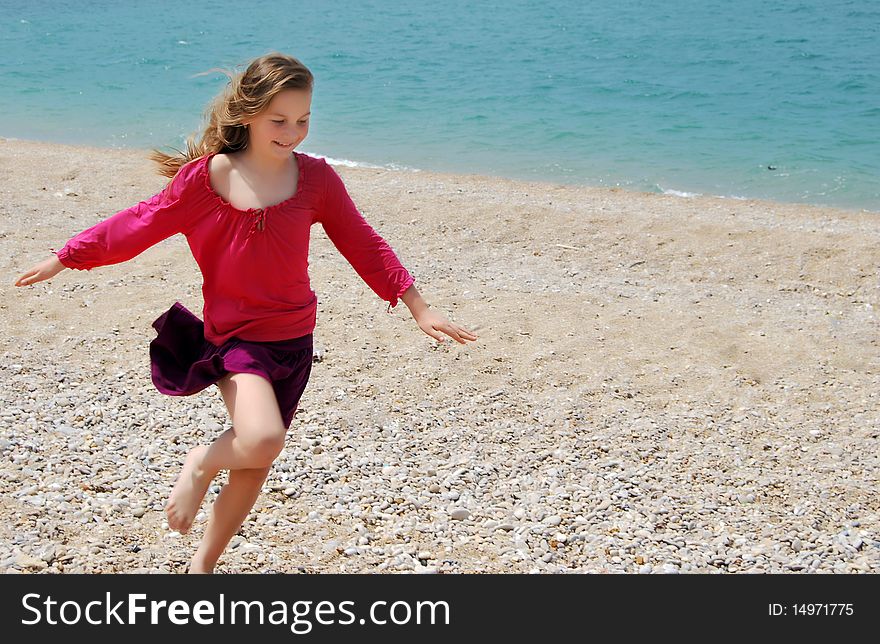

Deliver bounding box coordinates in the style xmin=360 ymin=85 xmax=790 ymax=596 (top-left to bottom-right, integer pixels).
xmin=1 ymin=0 xmax=878 ymax=210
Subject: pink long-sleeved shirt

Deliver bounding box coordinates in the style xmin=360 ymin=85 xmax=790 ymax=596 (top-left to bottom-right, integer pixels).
xmin=56 ymin=152 xmax=415 ymax=345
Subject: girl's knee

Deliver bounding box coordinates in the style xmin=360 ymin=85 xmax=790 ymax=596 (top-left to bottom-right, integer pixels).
xmin=240 ymin=428 xmax=286 ymax=466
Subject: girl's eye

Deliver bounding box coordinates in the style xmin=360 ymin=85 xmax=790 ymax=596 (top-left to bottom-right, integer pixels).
xmin=298 ymin=120 xmax=309 ymax=125
xmin=271 ymin=119 xmax=285 ymax=124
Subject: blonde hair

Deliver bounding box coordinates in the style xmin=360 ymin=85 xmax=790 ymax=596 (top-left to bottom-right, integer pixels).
xmin=151 ymin=53 xmax=314 ymax=178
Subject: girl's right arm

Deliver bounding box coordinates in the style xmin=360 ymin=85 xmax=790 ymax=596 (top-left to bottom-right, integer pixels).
xmin=14 ymin=160 xmax=200 ymax=287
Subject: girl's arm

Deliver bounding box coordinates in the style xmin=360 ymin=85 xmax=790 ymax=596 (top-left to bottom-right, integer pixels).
xmin=318 ymin=162 xmax=477 ymax=345
xmin=15 ymin=163 xmax=198 ymax=287
xmin=318 ymin=162 xmax=416 ymax=308
xmin=54 ymin=187 xmax=187 ymax=271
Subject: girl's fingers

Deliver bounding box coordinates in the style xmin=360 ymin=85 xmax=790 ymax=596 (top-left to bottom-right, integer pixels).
xmin=420 ymin=320 xmax=478 ymax=344
xmin=450 ymin=327 xmax=465 ymax=344
xmin=421 ymin=324 xmax=445 ymax=342
xmin=442 ymin=324 xmax=476 ymax=344
xmin=15 ymin=270 xmax=37 ymax=287
xmin=450 ymin=325 xmax=478 ymax=342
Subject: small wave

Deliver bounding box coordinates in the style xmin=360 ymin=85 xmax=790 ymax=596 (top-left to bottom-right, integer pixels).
xmin=668 ymin=90 xmax=711 ymax=100
xmin=548 ymin=130 xmax=577 ymax=141
xmin=177 ymin=40 xmax=190 ymax=45
xmin=658 ymin=123 xmax=706 ymax=133
xmin=303 ymin=150 xmax=421 ymax=173
xmin=661 ymin=188 xmax=701 ymax=198
xmin=836 ymin=79 xmax=867 ymax=91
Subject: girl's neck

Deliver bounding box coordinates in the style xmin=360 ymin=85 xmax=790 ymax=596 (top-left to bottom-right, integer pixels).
xmin=237 ymin=147 xmax=296 ymax=176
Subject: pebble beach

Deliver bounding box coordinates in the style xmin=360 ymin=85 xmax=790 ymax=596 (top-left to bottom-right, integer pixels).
xmin=1 ymin=138 xmax=878 ymax=574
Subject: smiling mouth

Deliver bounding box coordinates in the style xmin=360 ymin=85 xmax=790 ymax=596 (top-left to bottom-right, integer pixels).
xmin=273 ymin=141 xmax=295 ymax=149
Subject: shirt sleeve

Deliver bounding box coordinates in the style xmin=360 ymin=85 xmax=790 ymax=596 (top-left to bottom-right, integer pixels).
xmin=55 ymin=164 xmax=195 ymax=271
xmin=317 ymin=161 xmax=415 ymax=308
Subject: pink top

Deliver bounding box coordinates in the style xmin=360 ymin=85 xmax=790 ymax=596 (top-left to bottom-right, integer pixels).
xmin=56 ymin=152 xmax=415 ymax=345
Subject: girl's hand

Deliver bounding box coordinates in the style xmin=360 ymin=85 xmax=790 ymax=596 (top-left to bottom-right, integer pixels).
xmin=415 ymin=308 xmax=479 ymax=344
xmin=15 ymin=255 xmax=66 ymax=287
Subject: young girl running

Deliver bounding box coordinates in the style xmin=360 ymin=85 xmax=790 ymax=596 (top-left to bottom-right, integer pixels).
xmin=14 ymin=52 xmax=478 ymax=573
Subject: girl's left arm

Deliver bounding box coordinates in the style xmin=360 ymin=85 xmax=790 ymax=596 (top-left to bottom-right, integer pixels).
xmin=400 ymin=283 xmax=478 ymax=345
xmin=319 ymin=162 xmax=477 ymax=345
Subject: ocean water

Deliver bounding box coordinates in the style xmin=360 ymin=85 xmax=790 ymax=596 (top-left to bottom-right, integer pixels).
xmin=1 ymin=0 xmax=877 ymax=211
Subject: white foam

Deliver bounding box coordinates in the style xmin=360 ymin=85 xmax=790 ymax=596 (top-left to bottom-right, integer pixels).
xmin=661 ymin=188 xmax=701 ymax=198
xmin=303 ymin=150 xmax=421 ymax=173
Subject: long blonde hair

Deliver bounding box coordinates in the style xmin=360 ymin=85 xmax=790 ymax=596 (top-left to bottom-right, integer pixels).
xmin=151 ymin=53 xmax=314 ymax=178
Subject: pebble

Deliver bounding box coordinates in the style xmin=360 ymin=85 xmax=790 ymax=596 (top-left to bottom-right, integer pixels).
xmin=449 ymin=508 xmax=471 ymax=521
xmin=15 ymin=553 xmax=48 ymax=570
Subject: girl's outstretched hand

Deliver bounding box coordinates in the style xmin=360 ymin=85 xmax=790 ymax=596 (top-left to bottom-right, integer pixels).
xmin=400 ymin=284 xmax=478 ymax=345
xmin=15 ymin=255 xmax=66 ymax=287
xmin=415 ymin=308 xmax=479 ymax=345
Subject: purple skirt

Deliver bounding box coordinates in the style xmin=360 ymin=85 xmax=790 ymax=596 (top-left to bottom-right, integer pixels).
xmin=149 ymin=302 xmax=313 ymax=428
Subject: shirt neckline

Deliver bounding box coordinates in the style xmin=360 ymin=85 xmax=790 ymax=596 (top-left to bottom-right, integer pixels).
xmin=201 ymin=151 xmax=306 ymax=214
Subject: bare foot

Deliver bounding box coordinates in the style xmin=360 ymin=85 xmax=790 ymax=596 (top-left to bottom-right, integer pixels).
xmin=188 ymin=554 xmax=214 ymax=574
xmin=166 ymin=446 xmax=213 ymax=534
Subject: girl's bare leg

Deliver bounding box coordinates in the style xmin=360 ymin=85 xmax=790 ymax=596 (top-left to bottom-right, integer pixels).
xmin=166 ymin=372 xmax=286 ymax=535
xmin=189 ymin=465 xmax=271 ymax=573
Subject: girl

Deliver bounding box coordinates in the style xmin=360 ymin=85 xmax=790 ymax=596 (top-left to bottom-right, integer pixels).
xmin=14 ymin=52 xmax=478 ymax=574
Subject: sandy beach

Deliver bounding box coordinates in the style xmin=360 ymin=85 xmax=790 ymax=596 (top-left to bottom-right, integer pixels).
xmin=1 ymin=137 xmax=877 ymax=573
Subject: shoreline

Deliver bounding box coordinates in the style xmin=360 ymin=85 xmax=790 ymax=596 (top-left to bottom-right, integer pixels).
xmin=2 ymin=137 xmax=878 ymax=574
xmin=3 ymin=135 xmax=877 ymax=218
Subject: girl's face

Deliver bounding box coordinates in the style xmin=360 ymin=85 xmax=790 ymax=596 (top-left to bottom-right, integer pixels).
xmin=244 ymin=88 xmax=312 ymax=159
